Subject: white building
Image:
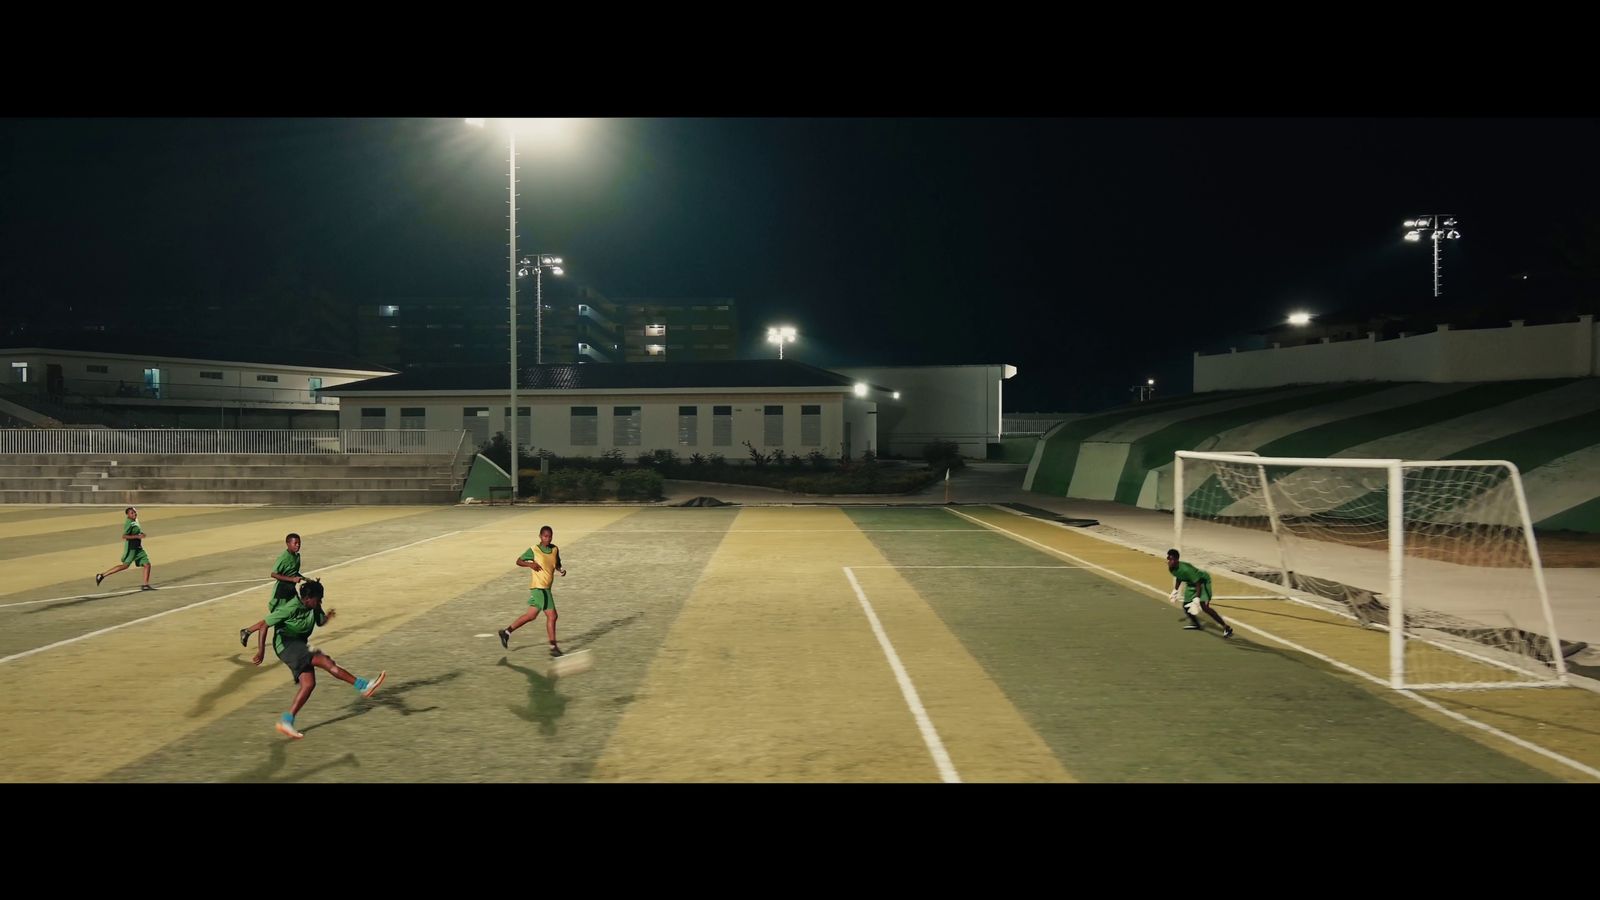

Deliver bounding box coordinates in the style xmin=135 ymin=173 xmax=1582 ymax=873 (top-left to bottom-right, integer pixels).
xmin=323 ymin=360 xmax=891 ymax=460
xmin=0 ymin=340 xmax=394 ymax=428
xmin=832 ymin=364 xmax=1017 ymax=459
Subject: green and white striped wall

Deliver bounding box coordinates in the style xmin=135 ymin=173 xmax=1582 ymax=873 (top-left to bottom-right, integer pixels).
xmin=1024 ymin=378 xmax=1600 ymax=533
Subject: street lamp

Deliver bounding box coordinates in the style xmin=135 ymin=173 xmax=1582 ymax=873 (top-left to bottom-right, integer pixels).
xmin=466 ymin=117 xmax=574 ymax=503
xmin=1402 ymin=215 xmax=1461 ymax=298
xmin=1288 ymin=311 xmax=1313 ymax=326
xmin=1132 ymin=378 xmax=1156 ymax=402
xmin=767 ymin=325 xmax=797 ymax=360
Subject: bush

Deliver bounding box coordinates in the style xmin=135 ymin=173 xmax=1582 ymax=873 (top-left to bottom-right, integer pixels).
xmin=708 ymin=453 xmax=726 ymax=468
xmin=922 ymin=440 xmax=964 ymax=472
xmin=807 ymin=449 xmax=832 ymax=471
xmin=617 ymin=469 xmax=664 ymax=501
xmin=743 ymin=440 xmax=770 ymax=467
xmin=689 ymin=453 xmax=707 ymax=467
xmin=539 ymin=468 xmax=604 ymax=501
xmin=481 ymin=432 xmax=513 ymax=472
xmin=599 ymin=449 xmax=626 ymax=475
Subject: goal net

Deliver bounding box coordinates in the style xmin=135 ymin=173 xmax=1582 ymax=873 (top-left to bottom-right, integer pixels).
xmin=1175 ymin=451 xmax=1568 ymax=691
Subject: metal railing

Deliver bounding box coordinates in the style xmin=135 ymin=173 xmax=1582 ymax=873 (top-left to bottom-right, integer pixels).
xmin=0 ymin=429 xmax=469 ymax=455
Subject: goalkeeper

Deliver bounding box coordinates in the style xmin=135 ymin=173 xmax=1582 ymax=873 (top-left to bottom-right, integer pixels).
xmin=1167 ymin=549 xmax=1233 ymax=638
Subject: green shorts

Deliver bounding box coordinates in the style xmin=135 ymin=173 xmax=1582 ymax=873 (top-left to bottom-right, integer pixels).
xmin=1184 ymin=581 xmax=1213 ymax=605
xmin=527 ymin=588 xmax=555 ymax=611
xmin=122 ymin=547 xmax=151 ymax=567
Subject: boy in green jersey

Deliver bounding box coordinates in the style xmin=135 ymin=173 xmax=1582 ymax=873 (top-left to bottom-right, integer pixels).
xmin=245 ymin=579 xmax=387 ymax=740
xmin=498 ymin=525 xmax=567 ymax=658
xmin=1168 ymin=549 xmax=1233 ymax=638
xmin=95 ymin=507 xmax=153 ymax=590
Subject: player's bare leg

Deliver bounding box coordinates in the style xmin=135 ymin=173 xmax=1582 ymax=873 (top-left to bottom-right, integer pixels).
xmin=277 ymin=671 xmax=317 ymax=739
xmin=1200 ymin=601 xmax=1234 ymax=638
xmin=314 ymin=652 xmax=385 ymax=698
xmin=140 ymin=563 xmax=152 ymax=590
xmin=96 ymin=563 xmax=130 ymax=585
xmin=500 ymin=607 xmax=543 ymax=647
xmin=545 ymin=609 xmax=562 ymax=656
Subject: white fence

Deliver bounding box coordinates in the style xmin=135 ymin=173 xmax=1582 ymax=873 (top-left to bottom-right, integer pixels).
xmin=0 ymin=429 xmax=469 ymax=455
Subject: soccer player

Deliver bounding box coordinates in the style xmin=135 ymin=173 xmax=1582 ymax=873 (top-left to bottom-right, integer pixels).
xmin=498 ymin=525 xmax=567 ymax=657
xmin=240 ymin=533 xmax=308 ymax=653
xmin=95 ymin=506 xmax=153 ymax=591
xmin=1167 ymin=548 xmax=1233 ymax=638
xmin=243 ymin=579 xmax=385 ymax=740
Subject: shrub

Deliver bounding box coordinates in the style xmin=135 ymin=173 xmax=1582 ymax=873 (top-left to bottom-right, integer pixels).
xmin=617 ymin=468 xmax=664 ymax=500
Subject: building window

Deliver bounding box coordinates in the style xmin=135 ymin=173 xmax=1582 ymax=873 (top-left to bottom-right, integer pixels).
xmin=692 ymin=324 xmax=708 ymax=331
xmin=614 ymin=406 xmax=642 ymax=446
xmin=571 ymin=406 xmax=598 ymax=446
xmin=400 ymin=407 xmax=426 ymax=430
xmin=764 ymin=405 xmax=784 ymax=446
xmin=379 ymin=305 xmax=399 ymax=317
xmin=677 ymin=405 xmax=697 ymax=446
xmin=256 ymin=374 xmax=279 ymax=383
xmin=715 ymin=305 xmax=730 ymax=311
xmin=87 ymin=364 xmax=110 ymax=374
xmin=713 ymin=324 xmax=729 ymax=330
xmin=10 ymin=362 xmax=28 ymax=383
xmin=198 ymin=371 xmax=222 ymax=380
xmin=645 ymin=324 xmax=666 ymax=337
xmin=500 ymin=406 xmax=531 ymax=446
xmin=360 ymin=407 xmax=386 ymax=429
xmin=801 ymin=404 xmax=822 ymax=447
xmin=646 ymin=344 xmax=666 ymax=356
xmin=713 ymin=405 xmax=733 ymax=447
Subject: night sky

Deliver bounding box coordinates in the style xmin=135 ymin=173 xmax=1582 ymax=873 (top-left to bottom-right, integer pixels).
xmin=3 ymin=117 xmax=1597 ymax=411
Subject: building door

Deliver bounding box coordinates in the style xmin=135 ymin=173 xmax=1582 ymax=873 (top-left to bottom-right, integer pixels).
xmin=308 ymin=377 xmax=324 ymax=404
xmin=10 ymin=362 xmax=27 ymax=384
xmin=143 ymin=367 xmax=162 ymax=399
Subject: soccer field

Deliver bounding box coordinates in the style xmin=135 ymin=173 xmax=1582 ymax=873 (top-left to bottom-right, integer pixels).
xmin=1 ymin=502 xmax=1596 ymax=783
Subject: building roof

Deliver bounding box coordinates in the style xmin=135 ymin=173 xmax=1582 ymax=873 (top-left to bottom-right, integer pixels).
xmin=1 ymin=333 xmax=396 ymax=374
xmin=324 ymin=360 xmax=864 ymax=394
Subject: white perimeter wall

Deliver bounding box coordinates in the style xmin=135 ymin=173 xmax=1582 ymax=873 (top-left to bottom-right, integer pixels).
xmin=1195 ymin=316 xmax=1599 ymax=391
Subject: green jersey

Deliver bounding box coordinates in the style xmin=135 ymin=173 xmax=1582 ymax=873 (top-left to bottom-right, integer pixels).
xmin=264 ymin=599 xmax=326 ymax=655
xmin=123 ymin=519 xmax=143 ymax=551
xmin=1171 ymin=561 xmax=1210 ymax=586
xmin=271 ymin=550 xmax=302 ymax=605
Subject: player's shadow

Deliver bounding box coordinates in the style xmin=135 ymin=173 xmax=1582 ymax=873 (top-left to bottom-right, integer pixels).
xmin=509 ymin=612 xmax=643 ymax=654
xmin=301 ymin=670 xmax=466 ymax=733
xmin=189 ymin=655 xmax=277 ymax=718
xmin=498 ymin=656 xmax=570 ymax=735
xmin=568 ymin=612 xmax=643 ymax=650
xmin=230 ymin=746 xmax=361 ymax=783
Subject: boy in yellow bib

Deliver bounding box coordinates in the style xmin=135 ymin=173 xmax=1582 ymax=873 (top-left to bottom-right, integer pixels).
xmin=498 ymin=525 xmax=567 ymax=657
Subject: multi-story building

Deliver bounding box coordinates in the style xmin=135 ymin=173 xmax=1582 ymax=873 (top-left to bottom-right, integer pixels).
xmin=356 ymin=288 xmax=738 ymax=369
xmin=612 ymin=298 xmax=738 ymax=363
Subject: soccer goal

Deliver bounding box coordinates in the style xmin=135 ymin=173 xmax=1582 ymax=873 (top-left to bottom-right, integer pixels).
xmin=1174 ymin=450 xmax=1568 ymax=691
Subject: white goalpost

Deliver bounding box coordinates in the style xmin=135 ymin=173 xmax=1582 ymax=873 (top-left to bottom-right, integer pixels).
xmin=1175 ymin=450 xmax=1568 ymax=691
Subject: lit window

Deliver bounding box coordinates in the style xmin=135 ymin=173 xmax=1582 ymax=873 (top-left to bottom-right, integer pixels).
xmin=646 ymin=344 xmax=666 ymax=356
xmin=378 ymin=305 xmax=399 ymax=317
xmin=645 ymin=324 xmax=666 ymax=337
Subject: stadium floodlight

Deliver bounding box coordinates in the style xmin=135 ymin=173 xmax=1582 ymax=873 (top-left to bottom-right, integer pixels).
xmin=1147 ymin=378 xmax=1156 ymax=386
xmin=1288 ymin=311 xmax=1313 ymax=325
xmin=892 ymin=391 xmax=901 ymax=400
xmin=853 ymin=383 xmax=868 ymax=398
xmin=1403 ymin=214 xmax=1461 ymax=297
xmin=766 ymin=325 xmax=798 ymax=359
xmin=466 ymin=117 xmax=579 ymax=504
